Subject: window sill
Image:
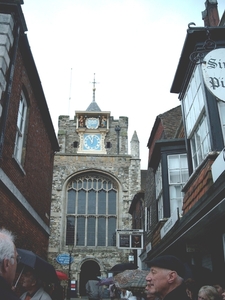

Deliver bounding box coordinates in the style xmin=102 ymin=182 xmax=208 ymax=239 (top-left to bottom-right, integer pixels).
xmin=12 ymin=155 xmax=26 ymax=175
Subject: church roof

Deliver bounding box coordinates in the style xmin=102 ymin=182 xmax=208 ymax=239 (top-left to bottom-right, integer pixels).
xmin=86 ymin=100 xmax=101 ymax=112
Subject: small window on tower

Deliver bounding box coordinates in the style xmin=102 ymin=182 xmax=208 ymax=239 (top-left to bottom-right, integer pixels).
xmin=73 ymin=141 xmax=79 ymax=148
xmin=106 ymin=142 xmax=112 ymax=148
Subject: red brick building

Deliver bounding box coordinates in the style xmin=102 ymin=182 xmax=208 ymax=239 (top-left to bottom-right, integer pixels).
xmin=0 ymin=0 xmax=59 ymax=258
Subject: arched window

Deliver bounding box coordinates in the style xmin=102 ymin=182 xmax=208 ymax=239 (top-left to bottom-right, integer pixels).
xmin=66 ymin=173 xmax=117 ymax=247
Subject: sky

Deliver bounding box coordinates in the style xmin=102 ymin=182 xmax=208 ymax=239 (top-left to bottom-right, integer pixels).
xmin=22 ymin=0 xmax=225 ymax=169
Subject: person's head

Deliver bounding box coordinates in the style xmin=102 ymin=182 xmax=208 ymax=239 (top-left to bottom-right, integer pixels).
xmin=198 ymin=285 xmax=220 ymax=300
xmin=222 ymin=290 xmax=225 ymax=300
xmin=0 ymin=228 xmax=18 ymax=286
xmin=145 ymin=255 xmax=185 ymax=299
xmin=213 ymin=282 xmax=225 ymax=297
xmin=21 ymin=267 xmax=42 ymax=293
xmin=185 ymin=278 xmax=199 ymax=299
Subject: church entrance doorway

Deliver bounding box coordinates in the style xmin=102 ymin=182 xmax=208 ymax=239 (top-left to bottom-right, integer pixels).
xmin=79 ymin=260 xmax=101 ymax=296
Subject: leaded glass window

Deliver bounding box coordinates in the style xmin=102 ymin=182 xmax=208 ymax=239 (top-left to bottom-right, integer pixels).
xmin=168 ymin=153 xmax=188 ymax=216
xmin=66 ymin=173 xmax=117 ymax=247
xmin=183 ymin=64 xmax=211 ymax=170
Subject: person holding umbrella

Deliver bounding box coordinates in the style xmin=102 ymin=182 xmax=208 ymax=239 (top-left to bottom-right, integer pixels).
xmin=20 ymin=267 xmax=52 ymax=300
xmin=86 ymin=273 xmax=103 ymax=300
xmin=0 ymin=228 xmax=21 ymax=300
xmin=17 ymin=249 xmax=58 ymax=284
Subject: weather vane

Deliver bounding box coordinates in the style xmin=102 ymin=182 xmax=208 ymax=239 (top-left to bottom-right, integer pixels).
xmin=91 ymin=73 xmax=99 ymax=102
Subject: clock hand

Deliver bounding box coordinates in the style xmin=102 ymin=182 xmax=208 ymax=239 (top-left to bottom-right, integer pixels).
xmin=89 ymin=135 xmax=93 ymax=144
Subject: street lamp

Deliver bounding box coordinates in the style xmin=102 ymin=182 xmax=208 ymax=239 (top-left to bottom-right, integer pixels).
xmin=67 ymin=244 xmax=74 ymax=300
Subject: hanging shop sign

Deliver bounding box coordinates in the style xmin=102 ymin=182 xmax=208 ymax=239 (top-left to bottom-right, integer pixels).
xmin=116 ymin=229 xmax=143 ymax=249
xmin=202 ymin=48 xmax=225 ymax=102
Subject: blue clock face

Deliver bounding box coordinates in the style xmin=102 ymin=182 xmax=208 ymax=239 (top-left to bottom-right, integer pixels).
xmin=83 ymin=134 xmax=101 ymax=150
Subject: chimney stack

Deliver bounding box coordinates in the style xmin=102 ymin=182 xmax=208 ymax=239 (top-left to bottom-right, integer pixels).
xmin=202 ymin=0 xmax=220 ymax=26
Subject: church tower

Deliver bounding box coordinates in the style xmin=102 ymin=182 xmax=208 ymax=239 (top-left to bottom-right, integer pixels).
xmin=48 ymin=75 xmax=141 ymax=296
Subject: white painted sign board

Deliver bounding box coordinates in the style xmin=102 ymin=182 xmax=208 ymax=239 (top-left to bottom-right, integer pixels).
xmin=202 ymin=48 xmax=225 ymax=102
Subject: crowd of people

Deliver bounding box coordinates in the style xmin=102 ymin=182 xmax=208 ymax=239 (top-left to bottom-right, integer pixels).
xmin=109 ymin=285 xmax=137 ymax=300
xmin=1 ymin=228 xmax=225 ymax=300
xmin=145 ymin=254 xmax=225 ymax=300
xmin=0 ymin=228 xmax=64 ymax=300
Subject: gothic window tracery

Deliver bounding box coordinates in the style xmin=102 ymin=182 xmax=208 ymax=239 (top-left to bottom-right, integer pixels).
xmin=66 ymin=173 xmax=117 ymax=247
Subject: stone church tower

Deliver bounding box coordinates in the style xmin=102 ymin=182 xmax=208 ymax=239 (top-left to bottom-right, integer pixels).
xmin=48 ymin=76 xmax=141 ymax=296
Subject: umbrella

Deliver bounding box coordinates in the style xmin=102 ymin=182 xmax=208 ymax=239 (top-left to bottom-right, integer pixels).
xmin=97 ymin=277 xmax=115 ymax=286
xmin=114 ymin=269 xmax=149 ymax=289
xmin=17 ymin=248 xmax=58 ymax=283
xmin=109 ymin=263 xmax=138 ymax=274
xmin=56 ymin=270 xmax=69 ymax=281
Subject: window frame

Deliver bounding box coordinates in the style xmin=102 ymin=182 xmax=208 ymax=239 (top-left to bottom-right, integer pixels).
xmin=167 ymin=153 xmax=188 ymax=216
xmin=190 ymin=114 xmax=211 ymax=170
xmin=182 ymin=64 xmax=213 ymax=170
xmin=14 ymin=91 xmax=28 ymax=165
xmin=154 ymin=144 xmax=187 ymax=221
xmin=66 ymin=173 xmax=118 ymax=247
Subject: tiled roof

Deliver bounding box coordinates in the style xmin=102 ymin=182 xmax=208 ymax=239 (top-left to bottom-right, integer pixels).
xmin=159 ymin=105 xmax=182 ymax=139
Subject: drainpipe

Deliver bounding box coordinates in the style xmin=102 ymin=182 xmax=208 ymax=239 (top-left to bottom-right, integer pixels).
xmin=115 ymin=125 xmax=121 ymax=155
xmin=0 ymin=22 xmax=21 ymax=159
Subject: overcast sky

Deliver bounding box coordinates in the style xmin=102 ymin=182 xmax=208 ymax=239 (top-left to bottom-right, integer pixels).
xmin=22 ymin=0 xmax=225 ymax=169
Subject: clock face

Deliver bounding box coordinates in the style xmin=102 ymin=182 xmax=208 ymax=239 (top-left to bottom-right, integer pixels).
xmin=83 ymin=134 xmax=101 ymax=150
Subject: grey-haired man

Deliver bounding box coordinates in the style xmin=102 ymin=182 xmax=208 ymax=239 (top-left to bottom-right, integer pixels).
xmin=145 ymin=255 xmax=190 ymax=300
xmin=0 ymin=228 xmax=20 ymax=300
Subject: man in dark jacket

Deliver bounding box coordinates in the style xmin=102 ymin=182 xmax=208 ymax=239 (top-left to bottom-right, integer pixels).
xmin=145 ymin=255 xmax=190 ymax=300
xmin=0 ymin=228 xmax=21 ymax=300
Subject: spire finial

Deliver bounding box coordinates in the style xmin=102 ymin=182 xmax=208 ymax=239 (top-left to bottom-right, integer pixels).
xmin=91 ymin=73 xmax=99 ymax=102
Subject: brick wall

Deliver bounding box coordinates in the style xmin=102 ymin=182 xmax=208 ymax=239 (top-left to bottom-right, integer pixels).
xmin=0 ymin=186 xmax=49 ymax=257
xmin=1 ymin=48 xmax=55 ymax=224
xmin=182 ymin=158 xmax=214 ymax=214
xmin=0 ymin=9 xmax=56 ymax=257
